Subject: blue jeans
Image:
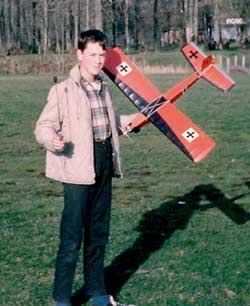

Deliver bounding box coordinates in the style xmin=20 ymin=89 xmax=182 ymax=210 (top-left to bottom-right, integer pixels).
xmin=53 ymin=139 xmax=113 ymax=304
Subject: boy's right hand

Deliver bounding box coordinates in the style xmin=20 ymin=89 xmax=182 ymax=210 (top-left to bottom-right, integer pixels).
xmin=53 ymin=134 xmax=65 ymax=152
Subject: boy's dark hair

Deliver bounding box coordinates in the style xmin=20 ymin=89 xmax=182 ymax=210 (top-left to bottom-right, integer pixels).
xmin=78 ymin=29 xmax=108 ymax=51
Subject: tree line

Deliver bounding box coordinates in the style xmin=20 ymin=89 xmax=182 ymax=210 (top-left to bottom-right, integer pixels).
xmin=0 ymin=0 xmax=249 ymax=58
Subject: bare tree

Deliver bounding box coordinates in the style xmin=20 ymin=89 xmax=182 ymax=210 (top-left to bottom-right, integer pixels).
xmin=43 ymin=0 xmax=48 ymax=58
xmin=73 ymin=0 xmax=79 ymax=49
xmin=193 ymin=0 xmax=199 ymax=43
xmin=111 ymin=0 xmax=117 ymax=46
xmin=213 ymin=0 xmax=221 ymax=48
xmin=95 ymin=0 xmax=103 ymax=30
xmin=153 ymin=0 xmax=159 ymax=49
xmin=0 ymin=4 xmax=3 ymax=49
xmin=184 ymin=0 xmax=191 ymax=42
xmin=183 ymin=0 xmax=199 ymax=43
xmin=124 ymin=0 xmax=130 ymax=51
xmin=65 ymin=3 xmax=71 ymax=51
xmin=134 ymin=1 xmax=140 ymax=50
xmin=4 ymin=0 xmax=12 ymax=50
xmin=54 ymin=2 xmax=61 ymax=53
xmin=85 ymin=0 xmax=90 ymax=30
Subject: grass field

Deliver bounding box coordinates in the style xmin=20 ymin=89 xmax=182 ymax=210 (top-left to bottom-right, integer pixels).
xmin=0 ymin=71 xmax=250 ymax=306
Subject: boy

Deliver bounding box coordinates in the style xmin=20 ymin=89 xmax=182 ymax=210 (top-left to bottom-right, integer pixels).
xmin=35 ymin=29 xmax=135 ymax=306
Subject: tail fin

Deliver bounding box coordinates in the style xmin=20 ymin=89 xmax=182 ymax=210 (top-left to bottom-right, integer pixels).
xmin=202 ymin=54 xmax=215 ymax=70
xmin=182 ymin=43 xmax=235 ymax=93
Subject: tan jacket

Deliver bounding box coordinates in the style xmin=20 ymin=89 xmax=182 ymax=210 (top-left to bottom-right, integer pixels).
xmin=35 ymin=64 xmax=134 ymax=184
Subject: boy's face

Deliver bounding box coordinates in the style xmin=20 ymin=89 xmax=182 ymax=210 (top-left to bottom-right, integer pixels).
xmin=77 ymin=41 xmax=106 ymax=81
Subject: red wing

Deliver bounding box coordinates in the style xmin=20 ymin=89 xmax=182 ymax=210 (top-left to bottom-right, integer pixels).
xmin=147 ymin=102 xmax=216 ymax=162
xmin=103 ymin=47 xmax=161 ymax=102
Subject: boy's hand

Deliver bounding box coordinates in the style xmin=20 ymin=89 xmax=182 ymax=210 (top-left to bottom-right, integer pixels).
xmin=53 ymin=134 xmax=65 ymax=152
xmin=132 ymin=127 xmax=140 ymax=133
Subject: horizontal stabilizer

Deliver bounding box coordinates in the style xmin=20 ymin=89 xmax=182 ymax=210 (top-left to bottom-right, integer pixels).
xmin=201 ymin=64 xmax=235 ymax=92
xmin=182 ymin=43 xmax=235 ymax=92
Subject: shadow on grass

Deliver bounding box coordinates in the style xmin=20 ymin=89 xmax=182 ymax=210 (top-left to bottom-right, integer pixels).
xmin=71 ymin=183 xmax=250 ymax=305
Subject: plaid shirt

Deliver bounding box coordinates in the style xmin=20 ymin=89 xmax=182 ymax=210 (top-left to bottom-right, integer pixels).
xmin=80 ymin=75 xmax=111 ymax=142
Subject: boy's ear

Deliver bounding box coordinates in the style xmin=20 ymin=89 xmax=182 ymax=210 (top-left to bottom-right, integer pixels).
xmin=76 ymin=49 xmax=83 ymax=61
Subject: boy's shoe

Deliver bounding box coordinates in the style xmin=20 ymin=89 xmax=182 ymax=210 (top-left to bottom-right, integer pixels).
xmin=107 ymin=295 xmax=135 ymax=306
xmin=92 ymin=295 xmax=135 ymax=306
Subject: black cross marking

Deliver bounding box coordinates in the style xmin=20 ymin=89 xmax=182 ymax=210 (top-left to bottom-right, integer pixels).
xmin=189 ymin=50 xmax=199 ymax=59
xmin=186 ymin=131 xmax=196 ymax=138
xmin=120 ymin=64 xmax=129 ymax=72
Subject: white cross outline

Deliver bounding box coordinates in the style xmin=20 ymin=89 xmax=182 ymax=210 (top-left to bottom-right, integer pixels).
xmin=115 ymin=61 xmax=132 ymax=77
xmin=182 ymin=128 xmax=199 ymax=142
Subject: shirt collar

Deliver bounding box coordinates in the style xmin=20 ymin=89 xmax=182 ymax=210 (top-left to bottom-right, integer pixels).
xmin=80 ymin=71 xmax=107 ymax=91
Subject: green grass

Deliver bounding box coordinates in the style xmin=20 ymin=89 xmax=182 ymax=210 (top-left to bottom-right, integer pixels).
xmin=0 ymin=72 xmax=250 ymax=306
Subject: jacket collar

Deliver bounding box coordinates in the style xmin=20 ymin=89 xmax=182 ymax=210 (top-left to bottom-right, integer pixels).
xmin=69 ymin=64 xmax=82 ymax=85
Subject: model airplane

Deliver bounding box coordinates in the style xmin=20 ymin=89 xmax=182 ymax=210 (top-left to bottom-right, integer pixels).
xmin=103 ymin=43 xmax=235 ymax=162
